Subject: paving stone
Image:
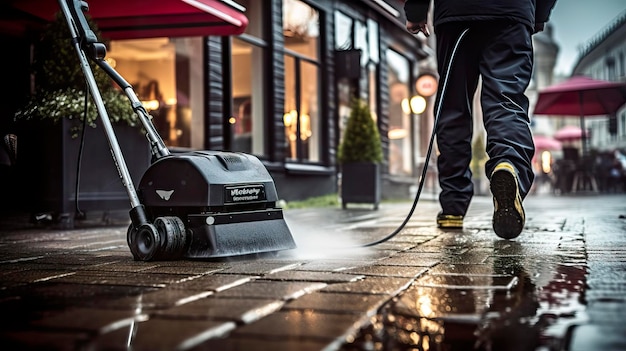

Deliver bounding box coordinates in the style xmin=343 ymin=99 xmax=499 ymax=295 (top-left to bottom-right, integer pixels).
xmin=101 ymin=288 xmax=214 ymax=310
xmin=190 ymin=336 xmax=330 ymax=351
xmin=91 ymin=317 xmax=236 ymax=351
xmin=585 ymin=301 xmax=626 ymax=324
xmin=50 ymin=271 xmax=196 ymax=288
xmin=155 ymin=297 xmax=284 ymax=323
xmin=321 ymin=276 xmax=414 ymax=295
xmin=341 ymin=265 xmax=428 ymax=278
xmin=0 ymin=254 xmax=45 ymax=265
xmin=15 ymin=254 xmax=123 ymax=267
xmin=139 ymin=265 xmax=224 ymax=275
xmin=262 ymin=270 xmax=364 ymax=283
xmin=0 ymin=283 xmax=152 ymax=316
xmin=414 ymin=273 xmax=518 ymax=290
xmin=374 ymin=253 xmax=441 ymax=267
xmin=445 ymin=248 xmax=495 ymax=264
xmin=77 ymin=261 xmax=161 ymax=273
xmin=166 ymin=273 xmax=257 ymax=292
xmin=31 ymin=308 xmax=148 ymax=333
xmin=0 ymin=330 xmax=89 ymax=351
xmin=0 ymin=269 xmax=77 ymax=283
xmin=365 ymin=241 xmax=418 ymax=251
xmin=293 ymin=260 xmax=373 ymax=272
xmin=232 ymin=310 xmax=367 ymax=341
xmin=284 ymin=292 xmax=389 ymax=314
xmin=392 ymin=286 xmax=492 ymax=322
xmin=219 ymin=262 xmax=302 ymax=275
xmin=566 ymin=324 xmax=626 ymax=351
xmin=215 ymin=280 xmax=326 ymax=300
xmin=428 ymin=263 xmax=506 ymax=276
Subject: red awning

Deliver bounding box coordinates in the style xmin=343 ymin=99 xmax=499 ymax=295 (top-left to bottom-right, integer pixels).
xmin=9 ymin=0 xmax=248 ymax=39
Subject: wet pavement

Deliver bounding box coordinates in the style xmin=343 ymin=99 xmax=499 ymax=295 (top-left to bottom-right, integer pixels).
xmin=0 ymin=193 xmax=625 ymax=350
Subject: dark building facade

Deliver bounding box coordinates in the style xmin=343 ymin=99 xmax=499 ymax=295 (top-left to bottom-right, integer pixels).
xmin=1 ymin=0 xmax=429 ymax=218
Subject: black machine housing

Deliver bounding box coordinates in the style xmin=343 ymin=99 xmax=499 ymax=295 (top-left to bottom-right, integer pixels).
xmin=59 ymin=0 xmax=296 ymax=261
xmin=134 ymin=151 xmax=295 ymax=260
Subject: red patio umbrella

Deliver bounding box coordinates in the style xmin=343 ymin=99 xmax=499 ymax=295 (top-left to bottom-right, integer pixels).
xmin=534 ymin=76 xmax=626 ymax=154
xmin=8 ymin=0 xmax=248 ymax=39
xmin=533 ymin=135 xmax=562 ymax=150
xmin=553 ymin=125 xmax=588 ymax=142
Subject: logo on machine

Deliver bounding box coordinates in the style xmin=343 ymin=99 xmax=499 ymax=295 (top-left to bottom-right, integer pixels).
xmin=156 ymin=189 xmax=174 ymax=201
xmin=225 ymin=184 xmax=266 ymax=203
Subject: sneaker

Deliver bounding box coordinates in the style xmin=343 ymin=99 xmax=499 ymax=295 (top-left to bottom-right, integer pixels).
xmin=436 ymin=212 xmax=463 ymax=229
xmin=490 ymin=162 xmax=525 ymax=239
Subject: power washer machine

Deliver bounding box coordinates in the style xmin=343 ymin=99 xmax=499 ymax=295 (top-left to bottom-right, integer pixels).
xmin=59 ymin=0 xmax=296 ymax=261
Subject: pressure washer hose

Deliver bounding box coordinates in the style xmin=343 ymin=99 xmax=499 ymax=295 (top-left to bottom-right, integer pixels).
xmin=358 ymin=28 xmax=470 ymax=247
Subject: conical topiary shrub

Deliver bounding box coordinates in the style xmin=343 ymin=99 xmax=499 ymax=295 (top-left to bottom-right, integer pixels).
xmin=337 ymin=99 xmax=383 ymax=209
xmin=337 ymin=99 xmax=383 ymax=164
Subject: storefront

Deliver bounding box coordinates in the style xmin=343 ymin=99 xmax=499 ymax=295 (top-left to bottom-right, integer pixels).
xmin=3 ymin=0 xmax=430 ymax=205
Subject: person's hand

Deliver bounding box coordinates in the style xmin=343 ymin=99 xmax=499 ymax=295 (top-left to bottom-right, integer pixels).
xmin=406 ymin=20 xmax=430 ymax=37
xmin=534 ymin=22 xmax=545 ymax=33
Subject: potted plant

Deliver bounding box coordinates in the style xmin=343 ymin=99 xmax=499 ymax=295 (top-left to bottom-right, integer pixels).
xmin=337 ymin=99 xmax=383 ymax=209
xmin=14 ymin=12 xmax=148 ymax=227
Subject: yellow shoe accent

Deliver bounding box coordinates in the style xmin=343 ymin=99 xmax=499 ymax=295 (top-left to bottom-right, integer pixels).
xmin=436 ymin=213 xmax=464 ymax=229
xmin=490 ymin=162 xmax=525 ymax=239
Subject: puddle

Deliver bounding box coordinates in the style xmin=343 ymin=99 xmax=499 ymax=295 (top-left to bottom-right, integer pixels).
xmin=339 ymin=241 xmax=589 ymax=350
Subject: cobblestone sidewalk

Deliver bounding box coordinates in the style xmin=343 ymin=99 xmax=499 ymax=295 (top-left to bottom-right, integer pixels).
xmin=0 ymin=194 xmax=625 ymax=350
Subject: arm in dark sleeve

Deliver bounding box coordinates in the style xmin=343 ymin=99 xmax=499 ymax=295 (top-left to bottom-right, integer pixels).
xmin=535 ymin=0 xmax=558 ymax=23
xmin=404 ymin=0 xmax=430 ymax=23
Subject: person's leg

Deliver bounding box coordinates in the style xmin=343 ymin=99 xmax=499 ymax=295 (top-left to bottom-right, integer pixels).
xmin=434 ymin=23 xmax=480 ymax=218
xmin=479 ymin=21 xmax=535 ymax=198
xmin=479 ymin=21 xmax=535 ymax=238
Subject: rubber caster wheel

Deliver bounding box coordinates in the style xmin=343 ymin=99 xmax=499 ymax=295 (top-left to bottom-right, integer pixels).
xmin=128 ymin=223 xmax=161 ymax=261
xmin=154 ymin=216 xmax=187 ymax=260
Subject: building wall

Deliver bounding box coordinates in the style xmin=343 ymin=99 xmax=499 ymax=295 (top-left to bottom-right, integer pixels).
xmin=1 ymin=0 xmax=430 ymax=206
xmin=572 ymin=13 xmax=626 ymax=151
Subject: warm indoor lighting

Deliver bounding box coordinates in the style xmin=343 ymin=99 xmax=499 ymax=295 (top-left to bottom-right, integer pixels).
xmin=541 ymin=151 xmax=552 ymax=173
xmin=401 ymin=95 xmax=427 ymax=114
xmin=283 ymin=110 xmax=297 ymax=127
xmin=283 ymin=110 xmax=312 ymax=140
xmin=410 ymin=95 xmax=426 ymax=114
xmin=401 ymin=98 xmax=411 ymax=115
xmin=142 ymin=99 xmax=160 ymax=111
xmin=388 ymin=128 xmax=407 ymax=139
xmin=228 ymin=117 xmax=236 ymax=124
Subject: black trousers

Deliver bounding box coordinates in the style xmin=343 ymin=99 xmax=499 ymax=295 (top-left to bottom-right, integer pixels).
xmin=434 ymin=21 xmax=536 ymax=216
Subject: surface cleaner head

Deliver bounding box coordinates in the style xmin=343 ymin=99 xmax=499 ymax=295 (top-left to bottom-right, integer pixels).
xmin=129 ymin=151 xmax=296 ymax=260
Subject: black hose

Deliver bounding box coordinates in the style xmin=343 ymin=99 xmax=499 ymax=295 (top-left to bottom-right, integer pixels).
xmin=74 ymin=80 xmax=89 ymax=220
xmin=358 ymin=28 xmax=470 ymax=247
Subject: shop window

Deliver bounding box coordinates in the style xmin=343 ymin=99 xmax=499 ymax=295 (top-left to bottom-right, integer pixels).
xmin=231 ymin=37 xmax=265 ymax=155
xmin=108 ymin=37 xmax=204 ymax=149
xmin=334 ymin=11 xmax=380 ymax=146
xmin=335 ymin=11 xmax=352 ymax=50
xmin=229 ymin=0 xmax=267 ymax=156
xmin=283 ymin=0 xmax=321 ymax=162
xmin=386 ymin=49 xmax=414 ymax=176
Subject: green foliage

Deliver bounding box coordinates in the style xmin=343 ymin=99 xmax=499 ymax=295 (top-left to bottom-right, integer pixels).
xmin=337 ymin=99 xmax=383 ymax=164
xmin=281 ymin=194 xmax=340 ymax=209
xmin=15 ymin=12 xmax=136 ymax=135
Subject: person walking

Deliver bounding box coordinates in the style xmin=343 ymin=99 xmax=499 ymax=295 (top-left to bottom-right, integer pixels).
xmin=403 ymin=0 xmax=557 ymax=239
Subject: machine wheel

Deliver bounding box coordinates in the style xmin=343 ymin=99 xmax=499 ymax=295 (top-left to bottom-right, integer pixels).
xmin=153 ymin=216 xmax=187 ymax=260
xmin=128 ymin=223 xmax=162 ymax=261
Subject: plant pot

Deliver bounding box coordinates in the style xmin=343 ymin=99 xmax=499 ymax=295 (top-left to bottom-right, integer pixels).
xmin=16 ymin=118 xmax=150 ymax=227
xmin=341 ymin=162 xmax=380 ymax=209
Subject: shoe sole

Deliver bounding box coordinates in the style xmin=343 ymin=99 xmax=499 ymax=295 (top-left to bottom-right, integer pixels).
xmin=438 ymin=224 xmax=463 ymax=229
xmin=491 ymin=170 xmax=524 ymax=239
xmin=437 ymin=214 xmax=463 ymax=229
